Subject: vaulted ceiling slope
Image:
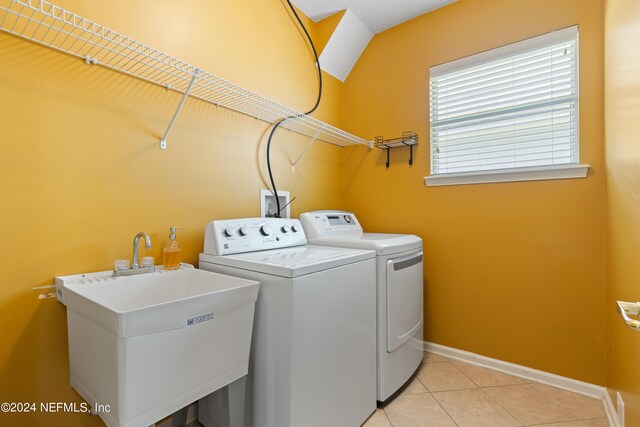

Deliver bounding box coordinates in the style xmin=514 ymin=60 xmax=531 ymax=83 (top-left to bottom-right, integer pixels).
xmin=292 ymin=0 xmax=458 ymax=34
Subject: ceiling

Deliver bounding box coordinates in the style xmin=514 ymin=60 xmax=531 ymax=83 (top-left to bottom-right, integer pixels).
xmin=291 ymin=0 xmax=458 ymax=34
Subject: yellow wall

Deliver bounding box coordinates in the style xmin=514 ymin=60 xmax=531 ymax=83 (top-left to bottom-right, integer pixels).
xmin=342 ymin=0 xmax=606 ymax=384
xmin=316 ymin=10 xmax=347 ymax=55
xmin=605 ymin=0 xmax=640 ymax=423
xmin=0 ymin=1 xmax=344 ymax=425
xmin=0 ymin=0 xmax=617 ymax=424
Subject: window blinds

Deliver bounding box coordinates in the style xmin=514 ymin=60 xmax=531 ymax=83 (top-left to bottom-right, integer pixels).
xmin=429 ymin=26 xmax=578 ymax=175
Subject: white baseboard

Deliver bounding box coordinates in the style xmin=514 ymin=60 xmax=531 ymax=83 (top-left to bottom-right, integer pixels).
xmin=424 ymin=342 xmax=605 ymax=399
xmin=603 ymin=389 xmax=622 ymax=427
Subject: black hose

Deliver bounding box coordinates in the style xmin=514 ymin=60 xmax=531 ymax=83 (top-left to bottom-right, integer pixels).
xmin=266 ymin=0 xmax=323 ymax=217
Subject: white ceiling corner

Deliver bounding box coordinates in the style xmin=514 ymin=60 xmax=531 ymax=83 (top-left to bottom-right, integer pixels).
xmin=318 ymin=10 xmax=373 ymax=82
xmin=291 ymin=0 xmax=458 ymax=34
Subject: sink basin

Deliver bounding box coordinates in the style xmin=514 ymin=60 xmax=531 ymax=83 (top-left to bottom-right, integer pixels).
xmin=56 ymin=264 xmax=259 ymax=427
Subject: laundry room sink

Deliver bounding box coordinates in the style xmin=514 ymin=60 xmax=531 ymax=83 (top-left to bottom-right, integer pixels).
xmin=56 ymin=264 xmax=259 ymax=427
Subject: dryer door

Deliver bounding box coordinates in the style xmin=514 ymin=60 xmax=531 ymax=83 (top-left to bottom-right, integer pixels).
xmin=386 ymin=251 xmax=424 ymax=352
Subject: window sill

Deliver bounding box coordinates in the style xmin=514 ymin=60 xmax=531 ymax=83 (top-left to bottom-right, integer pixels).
xmin=424 ymin=164 xmax=590 ymax=187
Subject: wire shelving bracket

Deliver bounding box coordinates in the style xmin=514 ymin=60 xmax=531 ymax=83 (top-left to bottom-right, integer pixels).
xmin=375 ymin=131 xmax=418 ymax=168
xmin=160 ymin=68 xmax=199 ymax=150
xmin=0 ymin=0 xmax=374 ymax=151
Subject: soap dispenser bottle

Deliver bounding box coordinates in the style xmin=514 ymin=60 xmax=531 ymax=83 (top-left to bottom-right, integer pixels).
xmin=163 ymin=227 xmax=181 ymax=270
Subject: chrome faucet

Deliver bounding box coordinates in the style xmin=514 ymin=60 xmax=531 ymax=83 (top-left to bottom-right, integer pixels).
xmin=132 ymin=232 xmax=151 ymax=269
xmin=113 ymin=232 xmax=155 ymax=277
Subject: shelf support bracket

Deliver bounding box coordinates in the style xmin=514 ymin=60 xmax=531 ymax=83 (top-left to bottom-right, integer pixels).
xmin=291 ymin=130 xmax=322 ymax=171
xmin=409 ymin=144 xmax=413 ymax=166
xmin=159 ymin=68 xmax=200 ymax=150
xmin=385 ymin=147 xmax=390 ymax=168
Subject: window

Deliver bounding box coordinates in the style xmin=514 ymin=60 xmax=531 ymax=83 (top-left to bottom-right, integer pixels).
xmin=425 ymin=26 xmax=589 ymax=187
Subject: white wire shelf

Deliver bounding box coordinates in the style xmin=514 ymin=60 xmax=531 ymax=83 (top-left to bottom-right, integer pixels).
xmin=0 ymin=0 xmax=373 ymax=149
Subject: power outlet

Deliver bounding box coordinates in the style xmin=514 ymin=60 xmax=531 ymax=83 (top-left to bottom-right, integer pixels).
xmin=260 ymin=189 xmax=290 ymax=218
xmin=617 ymin=392 xmax=625 ymax=426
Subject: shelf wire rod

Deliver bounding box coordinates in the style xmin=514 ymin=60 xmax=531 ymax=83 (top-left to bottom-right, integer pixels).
xmin=285 ymin=116 xmax=349 ymax=140
xmin=42 ymin=9 xmax=67 ymax=44
xmin=107 ymin=41 xmax=131 ymax=69
xmin=159 ymin=68 xmax=200 ymax=150
xmin=8 ymin=1 xmax=28 ymax=32
xmin=208 ymin=91 xmax=252 ymax=109
xmin=18 ymin=14 xmax=36 ymax=38
xmin=160 ymin=72 xmax=192 ymax=93
xmin=58 ymin=22 xmax=86 ymax=52
xmin=55 ymin=22 xmax=86 ymax=55
xmin=192 ymin=86 xmax=261 ymax=116
xmin=242 ymin=89 xmax=298 ymax=119
xmin=202 ymin=85 xmax=275 ymax=116
xmin=50 ymin=16 xmax=76 ymax=51
xmin=109 ymin=41 xmax=143 ymax=69
xmin=198 ymin=87 xmax=282 ymax=122
xmin=213 ymin=94 xmax=270 ymax=114
xmin=200 ymin=75 xmax=297 ymax=119
xmin=13 ymin=4 xmax=33 ymax=35
xmin=8 ymin=5 xmax=54 ymax=45
xmin=25 ymin=5 xmax=172 ymax=78
xmin=123 ymin=55 xmax=155 ymax=77
xmin=93 ymin=38 xmax=122 ymax=68
xmin=129 ymin=61 xmax=170 ymax=85
xmin=0 ymin=0 xmax=20 ymax=27
xmin=2 ymin=9 xmax=69 ymax=55
xmin=68 ymin=23 xmax=94 ymax=56
xmin=97 ymin=34 xmax=191 ymax=89
xmin=145 ymin=61 xmax=180 ymax=84
xmin=194 ymin=91 xmax=264 ymax=117
xmin=22 ymin=3 xmax=47 ymax=39
xmin=88 ymin=31 xmax=112 ymax=60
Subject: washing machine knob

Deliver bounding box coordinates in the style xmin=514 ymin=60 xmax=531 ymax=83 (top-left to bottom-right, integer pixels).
xmin=238 ymin=226 xmax=249 ymax=236
xmin=260 ymin=225 xmax=272 ymax=236
xmin=281 ymin=225 xmax=291 ymax=233
xmin=224 ymin=227 xmax=236 ymax=237
xmin=291 ymin=224 xmax=300 ymax=233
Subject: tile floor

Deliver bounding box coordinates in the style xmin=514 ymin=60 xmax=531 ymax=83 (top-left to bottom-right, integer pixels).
xmin=363 ymin=352 xmax=609 ymax=427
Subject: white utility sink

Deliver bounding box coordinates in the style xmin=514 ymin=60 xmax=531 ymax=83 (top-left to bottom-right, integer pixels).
xmin=56 ymin=264 xmax=259 ymax=427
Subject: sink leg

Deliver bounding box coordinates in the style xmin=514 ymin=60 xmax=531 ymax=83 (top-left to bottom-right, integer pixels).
xmin=198 ymin=376 xmax=247 ymax=427
xmin=171 ymin=407 xmax=188 ymax=427
xmin=228 ymin=376 xmax=247 ymax=427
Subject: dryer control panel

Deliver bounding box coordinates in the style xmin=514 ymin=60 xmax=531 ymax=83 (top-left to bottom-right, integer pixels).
xmin=204 ymin=218 xmax=307 ymax=256
xmin=300 ymin=211 xmax=364 ymax=239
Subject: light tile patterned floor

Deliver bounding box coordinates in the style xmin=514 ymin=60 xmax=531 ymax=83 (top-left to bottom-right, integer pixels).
xmin=363 ymin=352 xmax=608 ymax=427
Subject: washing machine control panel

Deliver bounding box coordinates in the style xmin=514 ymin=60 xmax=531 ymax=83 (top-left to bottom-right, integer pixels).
xmin=300 ymin=211 xmax=364 ymax=239
xmin=204 ymin=218 xmax=307 ymax=255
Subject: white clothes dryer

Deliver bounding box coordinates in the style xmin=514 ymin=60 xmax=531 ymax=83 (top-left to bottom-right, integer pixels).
xmin=300 ymin=211 xmax=424 ymax=405
xmin=199 ymin=217 xmax=377 ymax=427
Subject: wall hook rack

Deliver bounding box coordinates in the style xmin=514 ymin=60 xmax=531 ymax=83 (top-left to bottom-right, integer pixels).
xmin=375 ymin=131 xmax=418 ymax=168
xmin=0 ymin=0 xmax=373 ymax=151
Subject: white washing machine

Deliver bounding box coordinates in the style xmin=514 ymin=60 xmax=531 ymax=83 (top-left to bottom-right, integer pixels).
xmin=199 ymin=217 xmax=377 ymax=427
xmin=300 ymin=211 xmax=424 ymax=405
